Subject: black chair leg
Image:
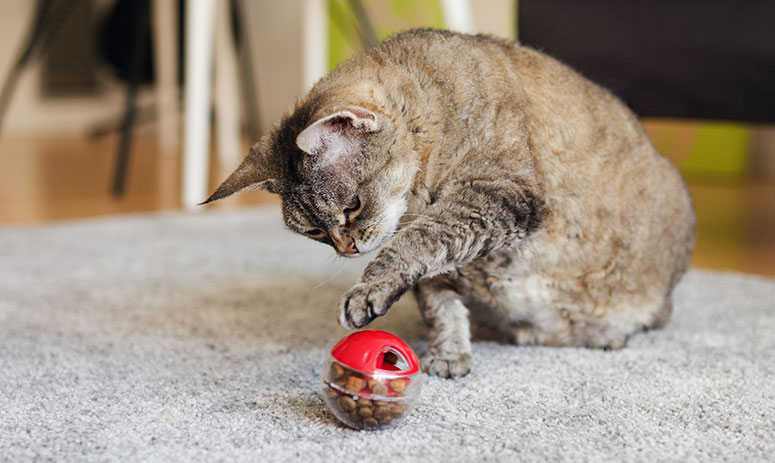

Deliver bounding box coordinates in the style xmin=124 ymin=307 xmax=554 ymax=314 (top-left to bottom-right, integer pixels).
xmin=112 ymin=1 xmax=150 ymax=197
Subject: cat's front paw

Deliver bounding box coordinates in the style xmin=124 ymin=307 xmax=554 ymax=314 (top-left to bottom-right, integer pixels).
xmin=421 ymin=352 xmax=472 ymax=379
xmin=338 ymin=281 xmax=406 ymax=329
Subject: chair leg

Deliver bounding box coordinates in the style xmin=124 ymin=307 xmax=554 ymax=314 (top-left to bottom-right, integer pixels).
xmin=301 ymin=0 xmax=328 ymax=92
xmin=440 ymin=0 xmax=474 ymax=33
xmin=183 ymin=0 xmax=216 ymax=209
xmin=112 ymin=0 xmax=150 ymax=196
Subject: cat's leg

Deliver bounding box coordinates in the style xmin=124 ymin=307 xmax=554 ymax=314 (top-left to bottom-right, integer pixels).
xmin=414 ymin=277 xmax=472 ymax=378
xmin=338 ymin=174 xmax=545 ymax=330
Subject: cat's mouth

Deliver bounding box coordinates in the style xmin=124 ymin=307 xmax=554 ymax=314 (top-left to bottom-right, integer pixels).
xmin=338 ymin=251 xmax=361 ymax=258
xmin=337 ymin=240 xmax=366 ymax=258
xmin=334 ymin=199 xmax=405 ymax=257
xmin=336 ymin=240 xmax=360 ymax=258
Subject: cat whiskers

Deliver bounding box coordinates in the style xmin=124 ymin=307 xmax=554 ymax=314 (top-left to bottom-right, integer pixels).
xmin=359 ymin=210 xmax=389 ymax=228
xmin=401 ymin=213 xmax=436 ymax=218
xmin=399 ymin=213 xmax=440 ymax=224
xmin=398 ymin=213 xmax=438 ymax=227
xmin=325 ymin=252 xmax=340 ymax=266
xmin=313 ymin=258 xmax=352 ymax=289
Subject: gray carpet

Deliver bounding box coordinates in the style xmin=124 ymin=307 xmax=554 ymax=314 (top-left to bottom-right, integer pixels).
xmin=1 ymin=206 xmax=774 ymax=462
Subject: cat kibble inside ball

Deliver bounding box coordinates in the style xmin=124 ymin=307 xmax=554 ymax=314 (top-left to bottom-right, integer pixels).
xmin=321 ymin=330 xmax=421 ymax=430
xmin=204 ymin=29 xmax=695 ymax=379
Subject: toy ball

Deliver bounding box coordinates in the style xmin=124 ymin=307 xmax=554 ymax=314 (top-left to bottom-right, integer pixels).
xmin=321 ymin=330 xmax=421 ymax=430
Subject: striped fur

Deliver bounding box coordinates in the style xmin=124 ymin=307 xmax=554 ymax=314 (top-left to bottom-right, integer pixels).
xmin=207 ymin=30 xmax=695 ymax=378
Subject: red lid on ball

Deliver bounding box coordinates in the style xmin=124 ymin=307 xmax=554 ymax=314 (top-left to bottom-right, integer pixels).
xmin=330 ymin=330 xmax=420 ymax=376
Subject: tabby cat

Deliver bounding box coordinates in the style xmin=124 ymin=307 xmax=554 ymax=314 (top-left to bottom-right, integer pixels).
xmin=204 ymin=30 xmax=695 ymax=378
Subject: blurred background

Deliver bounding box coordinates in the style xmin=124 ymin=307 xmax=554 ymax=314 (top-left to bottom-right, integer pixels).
xmin=0 ymin=0 xmax=772 ymax=276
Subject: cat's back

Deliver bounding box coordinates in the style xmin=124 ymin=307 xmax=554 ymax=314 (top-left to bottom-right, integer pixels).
xmin=362 ymin=30 xmax=642 ymax=160
xmin=365 ymin=31 xmax=672 ymax=199
xmin=370 ymin=29 xmax=601 ymax=105
xmin=369 ymin=30 xmax=544 ymax=120
xmin=371 ymin=30 xmax=694 ymax=309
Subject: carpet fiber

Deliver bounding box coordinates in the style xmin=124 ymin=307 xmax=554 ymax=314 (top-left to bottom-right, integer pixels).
xmin=1 ymin=207 xmax=773 ymax=462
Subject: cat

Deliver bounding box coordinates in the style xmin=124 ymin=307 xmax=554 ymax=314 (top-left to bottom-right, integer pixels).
xmin=203 ymin=29 xmax=696 ymax=378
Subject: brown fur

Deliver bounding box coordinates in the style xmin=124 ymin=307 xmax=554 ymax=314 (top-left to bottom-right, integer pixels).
xmin=205 ymin=30 xmax=696 ymax=378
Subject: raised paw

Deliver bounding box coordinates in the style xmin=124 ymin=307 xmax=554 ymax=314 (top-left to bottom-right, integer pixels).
xmin=420 ymin=352 xmax=472 ymax=379
xmin=338 ymin=281 xmax=406 ymax=330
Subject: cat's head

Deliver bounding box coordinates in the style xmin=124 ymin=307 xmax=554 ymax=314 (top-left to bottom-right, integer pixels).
xmin=203 ymin=102 xmax=417 ymax=257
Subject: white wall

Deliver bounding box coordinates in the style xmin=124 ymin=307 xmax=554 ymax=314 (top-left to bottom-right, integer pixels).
xmin=471 ymin=0 xmax=516 ymax=39
xmin=242 ymin=0 xmax=305 ymax=136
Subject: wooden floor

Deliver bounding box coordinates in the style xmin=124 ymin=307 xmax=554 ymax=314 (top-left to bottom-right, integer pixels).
xmin=1 ymin=132 xmax=774 ymax=277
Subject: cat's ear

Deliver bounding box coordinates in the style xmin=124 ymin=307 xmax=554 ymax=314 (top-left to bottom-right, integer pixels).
xmin=200 ymin=143 xmax=278 ymax=205
xmin=295 ymin=106 xmax=378 ymax=161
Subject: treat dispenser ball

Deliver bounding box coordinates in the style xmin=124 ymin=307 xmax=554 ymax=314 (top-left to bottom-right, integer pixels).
xmin=321 ymin=330 xmax=421 ymax=430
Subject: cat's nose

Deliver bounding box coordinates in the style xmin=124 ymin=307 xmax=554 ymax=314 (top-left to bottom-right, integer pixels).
xmin=342 ymin=240 xmax=359 ymax=255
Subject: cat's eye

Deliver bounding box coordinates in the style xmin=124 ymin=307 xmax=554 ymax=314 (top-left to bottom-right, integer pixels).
xmin=305 ymin=228 xmax=326 ymax=239
xmin=344 ymin=195 xmax=362 ymax=221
